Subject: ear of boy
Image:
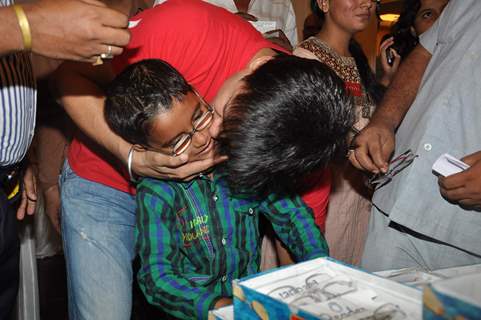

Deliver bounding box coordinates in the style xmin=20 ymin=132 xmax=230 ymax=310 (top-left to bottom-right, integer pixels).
xmin=248 ymin=55 xmax=274 ymax=72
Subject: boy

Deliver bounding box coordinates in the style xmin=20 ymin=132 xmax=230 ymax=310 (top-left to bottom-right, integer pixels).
xmin=104 ymin=57 xmax=350 ymax=319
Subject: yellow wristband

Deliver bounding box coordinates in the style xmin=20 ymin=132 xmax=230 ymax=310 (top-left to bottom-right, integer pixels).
xmin=12 ymin=4 xmax=32 ymax=51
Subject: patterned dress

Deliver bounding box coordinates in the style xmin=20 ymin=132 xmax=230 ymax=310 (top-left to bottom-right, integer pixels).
xmin=294 ymin=37 xmax=375 ymax=266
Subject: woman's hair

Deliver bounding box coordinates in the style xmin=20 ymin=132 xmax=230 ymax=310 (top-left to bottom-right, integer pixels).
xmin=392 ymin=0 xmax=421 ymax=34
xmin=310 ymin=0 xmax=385 ymax=103
xmin=389 ymin=0 xmax=421 ymax=58
xmin=217 ymin=55 xmax=355 ymax=198
xmin=104 ymin=59 xmax=192 ymax=147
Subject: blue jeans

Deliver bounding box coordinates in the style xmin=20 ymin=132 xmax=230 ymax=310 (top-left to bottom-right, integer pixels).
xmin=60 ymin=161 xmax=136 ymax=320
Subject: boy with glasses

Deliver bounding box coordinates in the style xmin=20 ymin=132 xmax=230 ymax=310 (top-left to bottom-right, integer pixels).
xmin=104 ymin=58 xmax=332 ymax=319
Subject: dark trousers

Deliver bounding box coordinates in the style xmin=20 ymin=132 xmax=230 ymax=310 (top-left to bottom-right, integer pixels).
xmin=0 ymin=189 xmax=19 ymax=319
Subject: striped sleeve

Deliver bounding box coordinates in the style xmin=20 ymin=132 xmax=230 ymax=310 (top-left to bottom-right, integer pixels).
xmin=136 ymin=180 xmax=221 ymax=320
xmin=259 ymin=194 xmax=329 ymax=261
xmin=0 ymin=52 xmax=36 ymax=165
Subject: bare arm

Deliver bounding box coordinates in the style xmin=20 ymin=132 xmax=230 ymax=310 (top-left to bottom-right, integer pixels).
xmin=0 ymin=0 xmax=130 ymax=62
xmin=349 ymin=44 xmax=432 ymax=173
xmin=54 ymin=61 xmax=223 ymax=180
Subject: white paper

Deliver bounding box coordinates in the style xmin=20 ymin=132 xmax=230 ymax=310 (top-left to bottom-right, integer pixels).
xmin=432 ymin=153 xmax=469 ymax=177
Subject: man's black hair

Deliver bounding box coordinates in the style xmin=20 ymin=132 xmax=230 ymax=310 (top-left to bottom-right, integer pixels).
xmin=217 ymin=55 xmax=354 ymax=197
xmin=104 ymin=59 xmax=192 ymax=147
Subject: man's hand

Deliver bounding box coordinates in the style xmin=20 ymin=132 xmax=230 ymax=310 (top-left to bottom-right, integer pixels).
xmin=348 ymin=120 xmax=396 ymax=174
xmin=132 ymin=147 xmax=227 ymax=181
xmin=438 ymin=151 xmax=481 ymax=210
xmin=17 ymin=165 xmax=37 ymax=220
xmin=24 ymin=0 xmax=130 ymax=63
xmin=44 ymin=185 xmax=61 ymax=233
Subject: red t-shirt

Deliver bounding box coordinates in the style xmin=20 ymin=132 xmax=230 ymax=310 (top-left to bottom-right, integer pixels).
xmin=68 ymin=0 xmax=280 ymax=194
xmin=67 ymin=0 xmax=330 ymax=227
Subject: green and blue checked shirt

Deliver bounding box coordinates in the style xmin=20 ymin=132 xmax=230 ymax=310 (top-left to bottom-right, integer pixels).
xmin=136 ymin=172 xmax=328 ymax=319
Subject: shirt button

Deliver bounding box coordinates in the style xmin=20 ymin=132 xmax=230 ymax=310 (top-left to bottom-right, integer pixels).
xmin=221 ymin=275 xmax=227 ymax=282
xmin=248 ymin=208 xmax=254 ymax=215
xmin=424 ymin=143 xmax=432 ymax=151
xmin=221 ymin=238 xmax=226 ymax=245
xmin=213 ymin=195 xmax=218 ymax=201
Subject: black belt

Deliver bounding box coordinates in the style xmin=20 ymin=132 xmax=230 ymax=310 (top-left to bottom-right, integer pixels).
xmin=0 ymin=163 xmax=23 ymax=203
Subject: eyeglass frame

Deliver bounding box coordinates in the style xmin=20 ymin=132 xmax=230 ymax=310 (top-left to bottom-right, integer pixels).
xmin=146 ymin=89 xmax=215 ymax=157
xmin=367 ymin=149 xmax=418 ymax=190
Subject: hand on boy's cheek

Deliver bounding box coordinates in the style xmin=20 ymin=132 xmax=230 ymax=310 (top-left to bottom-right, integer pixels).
xmin=132 ymin=148 xmax=226 ymax=181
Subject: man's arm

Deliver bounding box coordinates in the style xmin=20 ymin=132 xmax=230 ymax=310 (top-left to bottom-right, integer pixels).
xmin=54 ymin=61 xmax=221 ymax=180
xmin=260 ymin=194 xmax=329 ymax=261
xmin=438 ymin=151 xmax=481 ymax=211
xmin=0 ymin=0 xmax=130 ymax=62
xmin=349 ymin=45 xmax=432 ymax=174
xmin=136 ymin=182 xmax=225 ymax=319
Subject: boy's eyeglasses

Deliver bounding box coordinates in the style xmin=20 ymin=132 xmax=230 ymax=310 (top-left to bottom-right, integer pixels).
xmin=170 ymin=91 xmax=215 ymax=157
xmin=368 ymin=149 xmax=418 ymax=190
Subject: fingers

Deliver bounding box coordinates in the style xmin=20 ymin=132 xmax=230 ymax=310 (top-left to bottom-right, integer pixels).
xmin=438 ymin=171 xmax=467 ymax=190
xmin=47 ymin=210 xmax=61 ymax=234
xmin=98 ymin=44 xmax=124 ymax=57
xmin=79 ymin=0 xmax=108 ymax=7
xmin=98 ymin=6 xmax=130 ymax=28
xmin=348 ymin=150 xmax=363 ymax=170
xmin=380 ymin=37 xmax=394 ymax=51
xmin=390 ymin=49 xmax=401 ymax=69
xmin=16 ymin=190 xmax=27 ymax=220
xmin=461 ymin=151 xmax=481 ymax=165
xmin=352 ymin=146 xmax=380 ymax=173
xmin=439 ymin=184 xmax=481 ymax=209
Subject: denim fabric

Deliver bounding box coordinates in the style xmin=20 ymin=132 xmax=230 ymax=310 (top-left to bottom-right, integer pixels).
xmin=60 ymin=161 xmax=136 ymax=320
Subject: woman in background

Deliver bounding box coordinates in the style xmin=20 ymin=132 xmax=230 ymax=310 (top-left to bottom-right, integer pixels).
xmin=294 ymin=0 xmax=385 ymax=266
xmin=380 ymin=0 xmax=449 ymax=67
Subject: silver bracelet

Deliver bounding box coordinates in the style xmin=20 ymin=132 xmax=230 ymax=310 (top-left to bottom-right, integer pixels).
xmin=127 ymin=145 xmax=139 ymax=184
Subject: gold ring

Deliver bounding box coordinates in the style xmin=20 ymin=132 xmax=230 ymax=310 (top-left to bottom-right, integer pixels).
xmin=92 ymin=55 xmax=103 ymax=66
xmin=100 ymin=45 xmax=114 ymax=59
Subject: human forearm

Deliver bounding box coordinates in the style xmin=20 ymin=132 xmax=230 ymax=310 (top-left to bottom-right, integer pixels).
xmin=0 ymin=6 xmax=24 ymax=55
xmin=371 ymin=45 xmax=432 ymax=131
xmin=262 ymin=195 xmax=329 ymax=261
xmin=2 ymin=1 xmax=130 ymax=61
xmin=54 ymin=61 xmax=130 ymax=165
xmin=349 ymin=45 xmax=432 ymax=173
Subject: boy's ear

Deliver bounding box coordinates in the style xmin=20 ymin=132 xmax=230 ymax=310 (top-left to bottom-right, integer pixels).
xmin=247 ymin=55 xmax=274 ymax=72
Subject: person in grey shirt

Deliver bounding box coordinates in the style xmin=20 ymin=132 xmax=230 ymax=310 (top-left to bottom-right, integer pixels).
xmin=348 ymin=0 xmax=481 ymax=272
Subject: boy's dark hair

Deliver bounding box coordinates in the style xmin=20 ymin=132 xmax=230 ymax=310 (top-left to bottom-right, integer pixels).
xmin=217 ymin=55 xmax=354 ymax=197
xmin=104 ymin=59 xmax=192 ymax=147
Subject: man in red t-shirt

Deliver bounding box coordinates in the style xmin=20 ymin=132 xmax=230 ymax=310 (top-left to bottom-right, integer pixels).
xmin=55 ymin=1 xmax=286 ymax=319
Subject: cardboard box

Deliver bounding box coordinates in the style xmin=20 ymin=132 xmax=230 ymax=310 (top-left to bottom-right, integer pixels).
xmin=233 ymin=258 xmax=422 ymax=320
xmin=209 ymin=305 xmax=233 ymax=320
xmin=375 ymin=264 xmax=481 ymax=289
xmin=423 ymin=273 xmax=481 ymax=319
